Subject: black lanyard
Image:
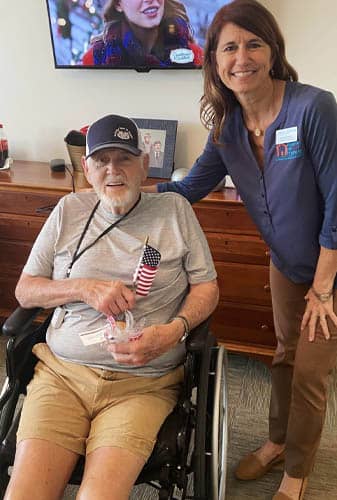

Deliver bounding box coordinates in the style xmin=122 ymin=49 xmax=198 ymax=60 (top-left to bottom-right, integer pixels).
xmin=66 ymin=196 xmax=141 ymax=278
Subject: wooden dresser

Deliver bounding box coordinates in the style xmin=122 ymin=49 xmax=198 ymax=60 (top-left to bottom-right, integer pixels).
xmin=0 ymin=161 xmax=276 ymax=360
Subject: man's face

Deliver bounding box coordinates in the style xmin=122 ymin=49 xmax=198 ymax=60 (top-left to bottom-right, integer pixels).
xmin=153 ymin=141 xmax=161 ymax=152
xmin=82 ymin=148 xmax=148 ymax=214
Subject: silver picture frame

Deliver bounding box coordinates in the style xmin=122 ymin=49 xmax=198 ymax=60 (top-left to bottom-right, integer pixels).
xmin=133 ymin=118 xmax=178 ymax=178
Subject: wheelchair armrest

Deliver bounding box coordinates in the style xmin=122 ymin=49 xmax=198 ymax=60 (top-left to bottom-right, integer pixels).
xmin=186 ymin=317 xmax=216 ymax=353
xmin=2 ymin=307 xmax=43 ymax=337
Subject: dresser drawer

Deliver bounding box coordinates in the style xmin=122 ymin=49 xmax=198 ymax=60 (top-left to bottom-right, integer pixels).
xmin=0 ymin=239 xmax=33 ymax=274
xmin=211 ymin=302 xmax=276 ymax=347
xmin=0 ymin=190 xmax=61 ymax=217
xmin=0 ymin=276 xmax=20 ymax=311
xmin=215 ymin=261 xmax=271 ymax=306
xmin=0 ymin=213 xmax=45 ymax=242
xmin=207 ymin=232 xmax=269 ymax=265
xmin=193 ymin=203 xmax=259 ymax=235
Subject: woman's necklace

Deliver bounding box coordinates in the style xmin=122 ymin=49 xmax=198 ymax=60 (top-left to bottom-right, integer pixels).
xmin=253 ymin=128 xmax=263 ymax=137
xmin=244 ymin=80 xmax=277 ymax=139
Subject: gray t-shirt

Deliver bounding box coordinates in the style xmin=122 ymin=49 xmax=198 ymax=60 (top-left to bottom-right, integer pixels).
xmin=23 ymin=191 xmax=216 ymax=376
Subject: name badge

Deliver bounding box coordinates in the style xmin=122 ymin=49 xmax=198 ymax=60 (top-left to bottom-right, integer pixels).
xmin=276 ymin=126 xmax=297 ymax=145
xmin=51 ymin=307 xmax=66 ymax=329
xmin=79 ymin=327 xmax=106 ymax=346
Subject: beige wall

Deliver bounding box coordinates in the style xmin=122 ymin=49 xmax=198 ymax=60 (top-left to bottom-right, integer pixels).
xmin=264 ymin=0 xmax=336 ymax=94
xmin=0 ymin=1 xmax=336 ymax=168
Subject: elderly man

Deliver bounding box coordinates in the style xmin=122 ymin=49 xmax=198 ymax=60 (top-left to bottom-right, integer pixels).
xmin=5 ymin=115 xmax=219 ymax=500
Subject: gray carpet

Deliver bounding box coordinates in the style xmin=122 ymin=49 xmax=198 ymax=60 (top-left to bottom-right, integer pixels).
xmin=1 ymin=337 xmax=336 ymax=499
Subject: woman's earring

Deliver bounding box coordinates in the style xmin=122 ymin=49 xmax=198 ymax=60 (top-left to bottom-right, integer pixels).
xmin=270 ymin=67 xmax=275 ymax=77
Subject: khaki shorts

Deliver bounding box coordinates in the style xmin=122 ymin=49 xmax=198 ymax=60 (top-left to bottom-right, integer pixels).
xmin=17 ymin=343 xmax=183 ymax=459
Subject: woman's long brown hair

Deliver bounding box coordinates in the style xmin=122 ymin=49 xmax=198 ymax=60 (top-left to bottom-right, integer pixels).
xmin=200 ymin=0 xmax=298 ymax=143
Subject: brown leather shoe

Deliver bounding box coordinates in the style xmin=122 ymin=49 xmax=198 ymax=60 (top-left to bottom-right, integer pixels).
xmin=235 ymin=450 xmax=285 ymax=480
xmin=272 ymin=478 xmax=308 ymax=500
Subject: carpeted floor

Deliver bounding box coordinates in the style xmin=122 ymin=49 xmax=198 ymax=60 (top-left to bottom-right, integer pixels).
xmin=1 ymin=337 xmax=336 ymax=499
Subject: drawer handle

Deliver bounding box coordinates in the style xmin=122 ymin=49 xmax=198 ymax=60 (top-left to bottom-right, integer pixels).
xmin=265 ymin=250 xmax=270 ymax=257
xmin=260 ymin=324 xmax=269 ymax=331
xmin=263 ymin=284 xmax=271 ymax=292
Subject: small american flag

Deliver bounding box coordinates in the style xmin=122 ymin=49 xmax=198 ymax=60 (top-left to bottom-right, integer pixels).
xmin=134 ymin=243 xmax=161 ymax=296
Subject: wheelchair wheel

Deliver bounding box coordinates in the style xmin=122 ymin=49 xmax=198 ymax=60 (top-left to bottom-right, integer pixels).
xmin=192 ymin=334 xmax=215 ymax=500
xmin=192 ymin=341 xmax=228 ymax=500
xmin=211 ymin=346 xmax=228 ymax=500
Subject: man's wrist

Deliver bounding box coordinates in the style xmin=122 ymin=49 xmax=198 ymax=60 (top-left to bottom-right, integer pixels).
xmin=171 ymin=315 xmax=190 ymax=343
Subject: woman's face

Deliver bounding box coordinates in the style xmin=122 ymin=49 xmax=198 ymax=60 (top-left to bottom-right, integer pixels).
xmin=215 ymin=22 xmax=273 ymax=97
xmin=115 ymin=0 xmax=165 ymax=29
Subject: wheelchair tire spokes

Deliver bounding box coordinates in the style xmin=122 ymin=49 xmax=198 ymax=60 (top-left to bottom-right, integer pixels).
xmin=211 ymin=346 xmax=228 ymax=500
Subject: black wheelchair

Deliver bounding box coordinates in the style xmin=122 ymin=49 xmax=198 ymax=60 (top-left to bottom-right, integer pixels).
xmin=0 ymin=307 xmax=228 ymax=500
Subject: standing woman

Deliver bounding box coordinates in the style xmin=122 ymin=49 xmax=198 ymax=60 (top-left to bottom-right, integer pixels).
xmin=147 ymin=0 xmax=337 ymax=498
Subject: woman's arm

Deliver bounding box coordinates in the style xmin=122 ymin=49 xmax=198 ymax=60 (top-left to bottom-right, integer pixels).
xmin=156 ymin=132 xmax=227 ymax=203
xmin=300 ymin=90 xmax=337 ymax=341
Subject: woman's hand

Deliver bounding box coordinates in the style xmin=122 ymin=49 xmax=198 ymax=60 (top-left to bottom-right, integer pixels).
xmin=301 ymin=288 xmax=337 ymax=341
xmin=106 ymin=322 xmax=183 ymax=366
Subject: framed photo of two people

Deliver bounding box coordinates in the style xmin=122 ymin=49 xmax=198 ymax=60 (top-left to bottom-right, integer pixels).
xmin=133 ymin=118 xmax=178 ymax=179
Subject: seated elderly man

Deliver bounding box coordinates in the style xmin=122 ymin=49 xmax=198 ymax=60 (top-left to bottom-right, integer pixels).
xmin=5 ymin=114 xmax=219 ymax=500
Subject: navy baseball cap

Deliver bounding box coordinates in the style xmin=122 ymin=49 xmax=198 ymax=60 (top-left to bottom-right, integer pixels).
xmin=86 ymin=114 xmax=143 ymax=158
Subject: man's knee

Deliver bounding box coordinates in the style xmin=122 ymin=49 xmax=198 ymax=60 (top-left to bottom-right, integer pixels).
xmin=77 ymin=446 xmax=145 ymax=500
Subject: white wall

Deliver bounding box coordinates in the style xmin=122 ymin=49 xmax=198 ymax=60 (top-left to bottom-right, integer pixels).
xmin=265 ymin=0 xmax=337 ymax=95
xmin=0 ymin=1 xmax=336 ymax=169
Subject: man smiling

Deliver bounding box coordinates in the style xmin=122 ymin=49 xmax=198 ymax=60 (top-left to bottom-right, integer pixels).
xmin=5 ymin=115 xmax=218 ymax=499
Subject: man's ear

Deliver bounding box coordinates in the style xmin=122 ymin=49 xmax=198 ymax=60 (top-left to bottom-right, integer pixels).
xmin=81 ymin=156 xmax=92 ymax=185
xmin=141 ymin=154 xmax=149 ymax=181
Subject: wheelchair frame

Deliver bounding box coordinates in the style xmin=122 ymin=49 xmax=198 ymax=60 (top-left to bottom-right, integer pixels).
xmin=0 ymin=307 xmax=228 ymax=499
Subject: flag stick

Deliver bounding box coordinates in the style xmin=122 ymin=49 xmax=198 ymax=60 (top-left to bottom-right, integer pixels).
xmin=132 ymin=235 xmax=149 ymax=288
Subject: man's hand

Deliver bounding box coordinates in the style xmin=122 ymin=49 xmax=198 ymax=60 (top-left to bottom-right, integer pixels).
xmin=105 ymin=322 xmax=183 ymax=365
xmin=15 ymin=273 xmax=135 ymax=314
xmin=82 ymin=279 xmax=136 ymax=316
xmin=301 ymin=288 xmax=337 ymax=341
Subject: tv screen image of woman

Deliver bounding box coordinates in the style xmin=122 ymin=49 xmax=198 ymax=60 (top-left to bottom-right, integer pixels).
xmin=46 ymin=0 xmax=230 ymax=69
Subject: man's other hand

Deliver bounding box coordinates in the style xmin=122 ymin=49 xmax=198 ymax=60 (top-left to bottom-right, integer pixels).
xmin=105 ymin=322 xmax=183 ymax=365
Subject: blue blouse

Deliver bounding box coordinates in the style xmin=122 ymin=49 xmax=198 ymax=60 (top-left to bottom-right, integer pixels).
xmin=158 ymin=81 xmax=337 ymax=283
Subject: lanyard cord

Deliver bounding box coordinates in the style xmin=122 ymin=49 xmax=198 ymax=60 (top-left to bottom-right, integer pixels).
xmin=66 ymin=196 xmax=141 ymax=278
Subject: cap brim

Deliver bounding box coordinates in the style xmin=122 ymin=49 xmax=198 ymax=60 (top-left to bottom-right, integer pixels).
xmin=86 ymin=143 xmax=142 ymax=159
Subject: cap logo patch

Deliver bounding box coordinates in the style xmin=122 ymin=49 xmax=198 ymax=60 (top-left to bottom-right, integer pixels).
xmin=114 ymin=127 xmax=133 ymax=141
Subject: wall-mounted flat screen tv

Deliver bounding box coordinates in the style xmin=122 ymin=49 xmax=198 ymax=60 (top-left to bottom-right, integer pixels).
xmin=46 ymin=0 xmax=229 ymax=71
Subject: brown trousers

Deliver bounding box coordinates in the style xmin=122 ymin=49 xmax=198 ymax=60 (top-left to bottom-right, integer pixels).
xmin=269 ymin=262 xmax=337 ymax=477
